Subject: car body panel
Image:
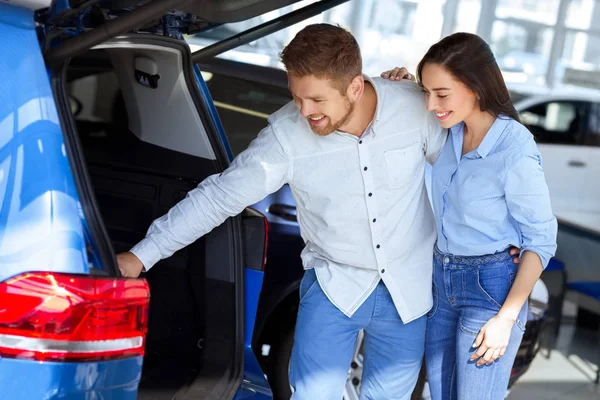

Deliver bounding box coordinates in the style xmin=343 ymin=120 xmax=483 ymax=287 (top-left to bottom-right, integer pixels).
xmin=194 ymin=64 xmax=235 ymax=161
xmin=0 ymin=3 xmax=88 ymax=282
xmin=0 ymin=4 xmax=144 ymax=398
xmin=0 ymin=357 xmax=143 ymax=400
xmin=194 ymin=63 xmax=270 ymax=396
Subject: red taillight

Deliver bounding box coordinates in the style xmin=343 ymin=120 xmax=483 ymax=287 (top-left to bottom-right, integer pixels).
xmin=0 ymin=272 xmax=150 ymax=362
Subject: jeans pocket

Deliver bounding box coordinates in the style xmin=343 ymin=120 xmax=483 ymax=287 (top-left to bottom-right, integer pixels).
xmin=299 ymin=269 xmax=319 ymax=303
xmin=476 ymin=264 xmax=513 ymax=310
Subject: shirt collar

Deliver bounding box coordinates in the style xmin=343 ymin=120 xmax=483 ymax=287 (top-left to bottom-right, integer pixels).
xmin=450 ymin=115 xmax=511 ymax=160
xmin=450 ymin=123 xmax=464 ymax=162
xmin=362 ymin=75 xmax=382 ymax=136
xmin=476 ymin=115 xmax=511 ymax=158
xmin=334 ymin=75 xmax=380 ymax=140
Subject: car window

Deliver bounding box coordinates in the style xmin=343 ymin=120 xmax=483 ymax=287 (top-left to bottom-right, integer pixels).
xmin=586 ymin=102 xmax=600 ymax=147
xmin=204 ymin=72 xmax=291 ymax=156
xmin=520 ymin=101 xmax=586 ymax=145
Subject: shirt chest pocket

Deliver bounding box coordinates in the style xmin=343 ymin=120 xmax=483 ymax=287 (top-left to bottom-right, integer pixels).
xmin=384 ymin=142 xmax=423 ymax=189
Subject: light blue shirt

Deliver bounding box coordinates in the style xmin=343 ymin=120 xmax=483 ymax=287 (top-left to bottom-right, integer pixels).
xmin=432 ymin=116 xmax=557 ymax=267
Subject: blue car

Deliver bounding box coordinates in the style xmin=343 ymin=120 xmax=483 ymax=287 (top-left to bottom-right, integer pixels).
xmin=0 ymin=0 xmax=346 ymax=398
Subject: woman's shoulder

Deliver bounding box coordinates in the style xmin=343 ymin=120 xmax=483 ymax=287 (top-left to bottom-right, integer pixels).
xmin=496 ymin=117 xmax=541 ymax=167
xmin=499 ymin=117 xmax=537 ymax=150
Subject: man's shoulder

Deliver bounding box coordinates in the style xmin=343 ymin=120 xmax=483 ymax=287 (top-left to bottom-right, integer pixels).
xmin=371 ymin=77 xmax=428 ymax=121
xmin=371 ymin=76 xmax=425 ymax=102
xmin=264 ymin=100 xmax=312 ymax=150
xmin=268 ymin=101 xmax=301 ymax=127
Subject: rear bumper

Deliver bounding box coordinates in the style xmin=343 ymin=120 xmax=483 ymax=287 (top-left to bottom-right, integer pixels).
xmin=0 ymin=356 xmax=143 ymax=399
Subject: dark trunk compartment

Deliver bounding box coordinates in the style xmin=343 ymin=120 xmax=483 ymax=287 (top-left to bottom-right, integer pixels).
xmin=79 ymin=123 xmax=237 ymax=399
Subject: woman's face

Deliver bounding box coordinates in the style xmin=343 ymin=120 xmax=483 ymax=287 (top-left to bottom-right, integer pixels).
xmin=420 ymin=62 xmax=479 ymax=129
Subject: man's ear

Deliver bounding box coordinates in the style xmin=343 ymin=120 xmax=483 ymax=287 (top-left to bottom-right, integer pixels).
xmin=347 ymin=75 xmax=364 ymax=101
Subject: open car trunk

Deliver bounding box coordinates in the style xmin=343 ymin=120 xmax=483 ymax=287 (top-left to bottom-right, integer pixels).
xmin=53 ymin=35 xmax=244 ymax=399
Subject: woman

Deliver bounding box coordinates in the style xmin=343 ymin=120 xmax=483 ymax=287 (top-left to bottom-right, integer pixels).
xmin=382 ymin=32 xmax=557 ymax=399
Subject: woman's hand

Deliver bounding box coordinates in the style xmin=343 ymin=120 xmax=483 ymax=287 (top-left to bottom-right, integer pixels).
xmin=470 ymin=314 xmax=515 ymax=366
xmin=380 ymin=67 xmax=415 ymax=81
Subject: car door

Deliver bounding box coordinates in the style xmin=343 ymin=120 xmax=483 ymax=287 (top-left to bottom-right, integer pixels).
xmin=518 ymin=99 xmax=590 ymax=221
xmin=191 ymin=62 xmax=275 ymax=400
xmin=581 ymin=101 xmax=600 ymax=228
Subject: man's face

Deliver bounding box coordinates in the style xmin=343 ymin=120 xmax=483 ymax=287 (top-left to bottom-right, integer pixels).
xmin=288 ymin=74 xmax=355 ymax=136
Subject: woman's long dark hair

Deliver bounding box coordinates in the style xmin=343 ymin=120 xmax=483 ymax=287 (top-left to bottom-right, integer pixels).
xmin=417 ymin=32 xmax=520 ymax=122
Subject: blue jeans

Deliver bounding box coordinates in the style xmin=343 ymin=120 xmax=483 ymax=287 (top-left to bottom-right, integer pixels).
xmin=426 ymin=247 xmax=528 ymax=400
xmin=289 ymin=268 xmax=426 ymax=400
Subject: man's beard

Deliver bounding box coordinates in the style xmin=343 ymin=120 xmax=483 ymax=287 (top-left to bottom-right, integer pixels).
xmin=310 ymin=97 xmax=355 ymax=136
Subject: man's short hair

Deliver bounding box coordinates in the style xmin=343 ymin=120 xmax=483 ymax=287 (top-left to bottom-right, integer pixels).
xmin=280 ymin=24 xmax=362 ymax=93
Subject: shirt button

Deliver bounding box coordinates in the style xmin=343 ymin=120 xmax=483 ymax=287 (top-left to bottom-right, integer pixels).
xmin=372 ymin=218 xmax=377 ymax=223
xmin=376 ymin=244 xmax=381 ymax=249
xmin=443 ymin=257 xmax=450 ymax=264
xmin=364 ymin=166 xmax=368 ymax=171
xmin=381 ymin=269 xmax=385 ymax=273
xmin=359 ymin=140 xmax=363 ymax=144
xmin=368 ymin=192 xmax=373 ymax=197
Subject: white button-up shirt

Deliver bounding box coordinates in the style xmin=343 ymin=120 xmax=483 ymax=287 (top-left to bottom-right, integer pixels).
xmin=131 ymin=77 xmax=447 ymax=323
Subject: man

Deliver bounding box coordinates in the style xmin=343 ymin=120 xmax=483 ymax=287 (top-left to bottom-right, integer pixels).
xmin=118 ymin=24 xmax=446 ymax=399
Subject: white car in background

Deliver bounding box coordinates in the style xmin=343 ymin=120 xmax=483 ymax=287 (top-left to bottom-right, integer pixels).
xmin=513 ymin=93 xmax=600 ymax=232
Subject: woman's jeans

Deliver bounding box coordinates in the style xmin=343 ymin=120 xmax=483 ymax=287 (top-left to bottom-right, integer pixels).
xmin=426 ymin=247 xmax=528 ymax=400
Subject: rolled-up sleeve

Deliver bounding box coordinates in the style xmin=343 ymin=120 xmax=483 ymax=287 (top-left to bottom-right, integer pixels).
xmin=131 ymin=124 xmax=291 ymax=270
xmin=505 ymin=152 xmax=557 ymax=268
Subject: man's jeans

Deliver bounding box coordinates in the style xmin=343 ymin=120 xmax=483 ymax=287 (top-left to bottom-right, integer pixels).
xmin=289 ymin=268 xmax=426 ymax=400
xmin=426 ymin=248 xmax=528 ymax=400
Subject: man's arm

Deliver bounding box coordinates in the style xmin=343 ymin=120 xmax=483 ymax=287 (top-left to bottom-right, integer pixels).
xmin=422 ymin=111 xmax=448 ymax=165
xmin=118 ymin=125 xmax=291 ymax=277
xmin=378 ymin=67 xmax=448 ymax=164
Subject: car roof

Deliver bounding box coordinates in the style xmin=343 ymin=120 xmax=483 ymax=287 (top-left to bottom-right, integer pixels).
xmin=514 ymin=91 xmax=600 ymax=110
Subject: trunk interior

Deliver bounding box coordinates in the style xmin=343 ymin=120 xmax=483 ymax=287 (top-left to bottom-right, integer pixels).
xmin=60 ymin=37 xmax=242 ymax=399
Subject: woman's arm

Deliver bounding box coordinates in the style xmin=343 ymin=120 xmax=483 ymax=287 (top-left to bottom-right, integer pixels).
xmin=498 ymin=251 xmax=543 ymax=322
xmin=471 ymin=144 xmax=557 ymax=366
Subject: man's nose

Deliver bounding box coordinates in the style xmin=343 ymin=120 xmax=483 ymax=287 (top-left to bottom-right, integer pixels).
xmin=299 ymin=103 xmax=314 ymax=117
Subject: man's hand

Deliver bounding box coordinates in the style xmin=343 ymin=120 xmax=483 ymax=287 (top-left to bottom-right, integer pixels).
xmin=380 ymin=67 xmax=415 ymax=81
xmin=117 ymin=252 xmax=145 ymax=278
xmin=509 ymin=246 xmax=520 ymax=264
